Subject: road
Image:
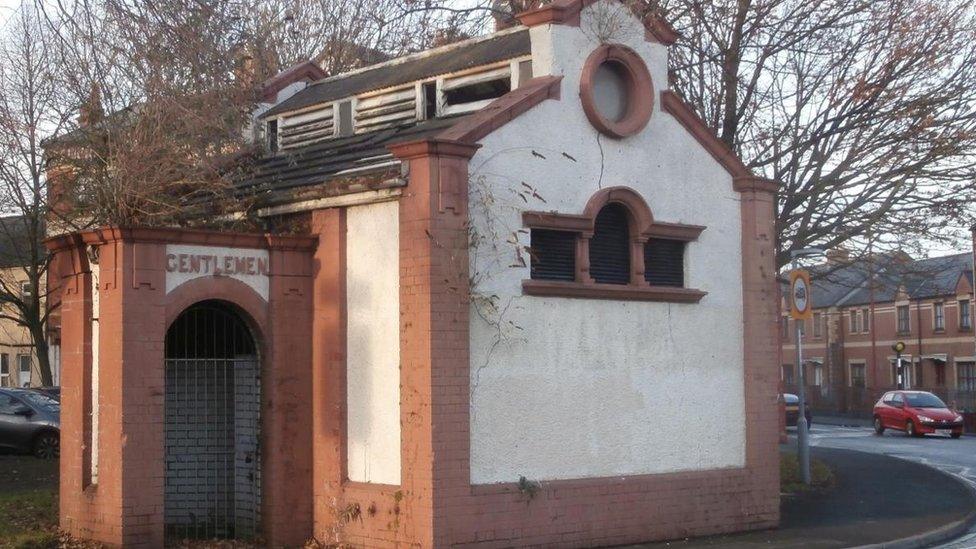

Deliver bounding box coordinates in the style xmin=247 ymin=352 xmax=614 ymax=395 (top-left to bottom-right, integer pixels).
xmin=795 ymin=423 xmax=976 ymax=548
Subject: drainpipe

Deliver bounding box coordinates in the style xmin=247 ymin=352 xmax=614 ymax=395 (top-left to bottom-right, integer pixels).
xmin=869 ymin=258 xmax=877 ymax=404
xmin=916 ymin=295 xmax=924 ymax=388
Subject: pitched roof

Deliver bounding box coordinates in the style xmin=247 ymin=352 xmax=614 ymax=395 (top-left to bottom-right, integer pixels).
xmin=799 ymin=251 xmax=974 ymax=309
xmin=0 ymin=215 xmax=43 ymax=269
xmin=234 ymin=115 xmax=468 ymax=205
xmin=261 ymin=28 xmax=531 ymax=119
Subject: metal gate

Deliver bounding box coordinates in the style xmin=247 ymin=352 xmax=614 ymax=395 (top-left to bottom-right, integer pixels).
xmin=164 ymin=300 xmax=261 ymax=542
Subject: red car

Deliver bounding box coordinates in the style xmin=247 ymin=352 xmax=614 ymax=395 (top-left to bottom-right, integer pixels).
xmin=873 ymin=390 xmax=964 ymax=438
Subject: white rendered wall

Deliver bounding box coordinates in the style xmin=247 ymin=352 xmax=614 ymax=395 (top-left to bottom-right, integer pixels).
xmin=468 ymin=0 xmax=746 ymax=484
xmin=346 ymin=201 xmax=402 ymax=484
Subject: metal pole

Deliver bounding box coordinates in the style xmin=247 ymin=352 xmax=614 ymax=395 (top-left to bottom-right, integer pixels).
xmin=794 ymin=257 xmax=811 ymax=485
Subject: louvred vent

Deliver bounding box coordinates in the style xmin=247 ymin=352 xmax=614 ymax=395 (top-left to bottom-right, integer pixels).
xmin=530 ymin=229 xmax=576 ymax=281
xmin=644 ymin=238 xmax=685 ymax=287
xmin=589 ymin=204 xmax=631 ymax=285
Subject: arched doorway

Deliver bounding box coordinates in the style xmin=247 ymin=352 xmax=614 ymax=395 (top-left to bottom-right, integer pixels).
xmin=164 ymin=300 xmax=261 ymax=542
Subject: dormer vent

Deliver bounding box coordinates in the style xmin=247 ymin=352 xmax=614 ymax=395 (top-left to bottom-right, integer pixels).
xmin=355 ymin=87 xmax=417 ymax=134
xmin=278 ymin=105 xmax=334 ymax=150
xmin=440 ymin=66 xmax=512 ymax=116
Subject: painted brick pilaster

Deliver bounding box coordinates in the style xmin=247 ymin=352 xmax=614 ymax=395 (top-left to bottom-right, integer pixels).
xmin=736 ymin=176 xmax=781 ymax=523
xmin=392 ymin=139 xmax=479 ymax=547
xmin=263 ymin=241 xmax=315 ymax=545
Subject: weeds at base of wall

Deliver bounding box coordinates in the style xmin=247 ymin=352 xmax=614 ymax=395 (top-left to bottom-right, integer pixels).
xmin=313 ymin=499 xmax=362 ymax=548
xmin=517 ymin=476 xmax=541 ymax=503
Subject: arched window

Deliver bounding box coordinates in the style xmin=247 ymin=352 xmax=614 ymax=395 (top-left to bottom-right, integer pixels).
xmin=522 ymin=187 xmax=707 ymax=303
xmin=589 ymin=204 xmax=631 ymax=285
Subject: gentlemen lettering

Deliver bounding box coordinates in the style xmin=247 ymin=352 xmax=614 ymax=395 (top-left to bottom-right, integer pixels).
xmin=165 ymin=253 xmax=270 ymax=276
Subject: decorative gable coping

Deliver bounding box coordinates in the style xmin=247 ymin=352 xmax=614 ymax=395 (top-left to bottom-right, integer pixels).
xmin=661 ymin=90 xmax=778 ymax=194
xmin=516 ymin=0 xmax=678 ymax=45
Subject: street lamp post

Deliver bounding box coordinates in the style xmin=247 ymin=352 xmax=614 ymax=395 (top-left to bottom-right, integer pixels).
xmin=791 ymin=247 xmax=824 ymax=485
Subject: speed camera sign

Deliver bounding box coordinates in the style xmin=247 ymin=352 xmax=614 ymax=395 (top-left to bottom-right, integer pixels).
xmin=790 ymin=270 xmax=813 ymax=320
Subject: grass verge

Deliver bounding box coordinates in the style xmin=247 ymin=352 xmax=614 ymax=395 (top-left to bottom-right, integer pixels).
xmin=781 ymin=453 xmax=834 ymax=495
xmin=0 ymin=454 xmax=58 ymax=549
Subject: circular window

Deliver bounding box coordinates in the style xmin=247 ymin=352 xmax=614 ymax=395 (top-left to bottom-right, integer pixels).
xmin=580 ymin=44 xmax=654 ymax=138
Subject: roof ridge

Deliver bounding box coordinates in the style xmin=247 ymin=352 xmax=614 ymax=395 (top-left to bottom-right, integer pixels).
xmin=305 ymin=26 xmax=528 ymax=90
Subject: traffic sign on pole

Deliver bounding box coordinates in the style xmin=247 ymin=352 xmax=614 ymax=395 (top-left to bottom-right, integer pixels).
xmin=790 ymin=269 xmax=813 ymax=320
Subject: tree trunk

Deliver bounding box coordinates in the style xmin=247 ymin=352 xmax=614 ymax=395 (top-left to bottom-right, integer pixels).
xmin=719 ymin=0 xmax=750 ymax=149
xmin=31 ymin=324 xmax=53 ymax=387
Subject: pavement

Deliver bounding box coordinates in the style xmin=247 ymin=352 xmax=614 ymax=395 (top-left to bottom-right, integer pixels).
xmin=806 ymin=423 xmax=976 ymax=548
xmin=630 ymin=435 xmax=976 ymax=548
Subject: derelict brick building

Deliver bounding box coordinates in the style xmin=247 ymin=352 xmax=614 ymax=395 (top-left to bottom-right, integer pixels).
xmin=46 ymin=0 xmax=782 ymax=546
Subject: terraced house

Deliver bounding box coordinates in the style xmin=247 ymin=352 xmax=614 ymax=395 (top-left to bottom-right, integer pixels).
xmin=46 ymin=0 xmax=782 ymax=546
xmin=782 ymin=247 xmax=976 ymax=430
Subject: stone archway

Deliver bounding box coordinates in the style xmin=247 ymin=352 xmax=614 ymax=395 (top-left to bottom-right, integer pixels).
xmin=163 ymin=300 xmax=261 ymax=542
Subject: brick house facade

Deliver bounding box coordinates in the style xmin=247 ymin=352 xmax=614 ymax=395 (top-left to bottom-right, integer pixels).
xmin=782 ymin=246 xmax=976 ymax=429
xmin=46 ymin=1 xmax=783 ymax=546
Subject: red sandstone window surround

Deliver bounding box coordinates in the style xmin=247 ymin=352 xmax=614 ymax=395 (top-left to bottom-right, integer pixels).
xmin=522 ymin=187 xmax=706 ymax=303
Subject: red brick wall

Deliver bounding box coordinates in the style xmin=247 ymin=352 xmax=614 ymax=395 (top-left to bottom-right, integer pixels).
xmin=48 ymin=229 xmax=316 ymax=548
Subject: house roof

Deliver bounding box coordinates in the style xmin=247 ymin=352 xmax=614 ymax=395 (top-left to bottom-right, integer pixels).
xmin=0 ymin=215 xmax=43 ymax=269
xmin=799 ymin=252 xmax=974 ymax=310
xmin=261 ymin=28 xmax=531 ymax=119
xmin=234 ymin=115 xmax=468 ymax=204
xmin=260 ymin=61 xmax=327 ymax=103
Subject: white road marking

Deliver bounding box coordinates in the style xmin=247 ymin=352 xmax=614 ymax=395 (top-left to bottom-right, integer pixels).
xmin=797 ymin=424 xmax=976 ymax=548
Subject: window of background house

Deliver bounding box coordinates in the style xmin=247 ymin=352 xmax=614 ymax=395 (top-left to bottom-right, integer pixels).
xmin=862 ymin=307 xmax=870 ymax=332
xmin=0 ymin=354 xmax=7 ymax=387
xmin=782 ymin=364 xmax=794 ymax=385
xmin=897 ymin=305 xmax=910 ymax=333
xmin=529 ymin=229 xmax=577 ymax=281
xmin=961 ymin=299 xmax=972 ymax=330
xmin=813 ymin=312 xmax=822 ymax=338
xmin=849 ymin=310 xmax=858 ymax=333
xmin=851 ymin=363 xmax=866 ymax=388
xmin=588 ymin=204 xmax=631 ymax=284
xmin=17 ymin=355 xmax=30 ymax=388
xmin=934 ymin=302 xmax=945 ymax=331
xmin=643 ymin=239 xmax=684 ymax=287
xmin=782 ymin=317 xmax=790 ymax=341
xmin=959 ymin=362 xmax=976 ymax=391
xmin=19 ymin=281 xmax=31 ymax=299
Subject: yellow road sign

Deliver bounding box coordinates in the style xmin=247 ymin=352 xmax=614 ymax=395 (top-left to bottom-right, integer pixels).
xmin=790 ymin=269 xmax=813 ymax=320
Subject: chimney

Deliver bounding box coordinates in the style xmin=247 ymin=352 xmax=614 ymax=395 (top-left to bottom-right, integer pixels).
xmin=495 ymin=0 xmax=544 ymax=31
xmin=78 ymin=84 xmax=103 ymax=128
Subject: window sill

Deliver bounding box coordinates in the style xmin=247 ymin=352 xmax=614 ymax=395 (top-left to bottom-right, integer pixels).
xmin=522 ymin=279 xmax=706 ymax=303
xmin=960 ymin=327 xmax=973 ymax=332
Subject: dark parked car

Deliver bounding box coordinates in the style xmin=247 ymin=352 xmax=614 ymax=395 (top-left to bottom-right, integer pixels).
xmin=783 ymin=393 xmax=812 ymax=428
xmin=873 ymin=390 xmax=963 ymax=438
xmin=0 ymin=388 xmax=59 ymax=458
xmin=30 ymin=387 xmax=60 ymax=401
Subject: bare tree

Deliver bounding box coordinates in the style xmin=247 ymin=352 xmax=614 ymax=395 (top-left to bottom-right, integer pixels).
xmin=643 ymin=0 xmax=976 ymax=267
xmin=0 ymin=3 xmax=72 ymax=386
